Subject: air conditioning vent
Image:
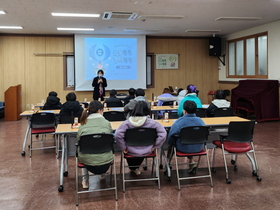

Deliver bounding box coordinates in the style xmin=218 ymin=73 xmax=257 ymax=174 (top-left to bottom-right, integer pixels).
xmin=103 ymin=12 xmax=138 ymax=20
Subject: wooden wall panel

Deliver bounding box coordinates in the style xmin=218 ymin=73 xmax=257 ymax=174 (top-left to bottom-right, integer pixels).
xmin=3 ymin=36 xmax=25 ymax=109
xmin=1 ymin=35 xmax=220 ymax=108
xmin=146 ymin=37 xmax=219 ymax=104
xmin=24 ymin=37 xmax=46 ymax=108
xmin=45 ymin=37 xmax=66 ymax=102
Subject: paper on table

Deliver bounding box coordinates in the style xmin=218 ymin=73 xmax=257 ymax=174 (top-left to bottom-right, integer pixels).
xmin=111 ymin=108 xmax=123 ymax=111
xmin=202 ymin=104 xmax=209 ymax=108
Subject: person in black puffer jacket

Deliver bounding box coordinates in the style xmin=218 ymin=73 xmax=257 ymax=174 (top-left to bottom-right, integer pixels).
xmin=60 ymin=92 xmax=83 ymax=116
xmin=42 ymin=91 xmax=62 ymax=110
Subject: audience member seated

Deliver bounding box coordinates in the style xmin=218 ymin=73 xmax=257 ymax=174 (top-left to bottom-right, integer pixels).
xmin=115 ymin=101 xmax=167 ymax=175
xmin=60 ymin=92 xmax=83 ymax=116
xmin=206 ymin=90 xmax=230 ymax=117
xmin=42 ymin=91 xmax=62 ymax=110
xmin=168 ymin=100 xmax=205 ymax=173
xmin=104 ymin=89 xmax=123 ymax=107
xmin=124 ymin=88 xmax=150 ymax=118
xmin=176 ymin=88 xmax=187 ymax=105
xmin=177 ymin=84 xmax=202 ymax=117
xmin=123 ymin=88 xmax=135 ymax=106
xmin=157 ymin=88 xmax=177 ymax=106
xmin=77 ymin=101 xmax=113 ymax=188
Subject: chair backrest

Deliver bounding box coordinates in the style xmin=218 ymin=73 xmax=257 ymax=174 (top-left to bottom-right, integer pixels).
xmin=116 ymin=93 xmax=127 ymax=96
xmin=30 ymin=112 xmax=56 ymax=128
xmin=103 ymin=111 xmax=126 ymax=121
xmin=124 ymin=128 xmax=158 ymax=146
xmin=168 ymin=111 xmax=179 ymax=119
xmin=42 ymin=104 xmax=61 ymax=110
xmin=79 ymin=133 xmax=114 ymax=154
xmin=106 ymin=101 xmax=124 ymax=107
xmin=59 ymin=112 xmax=81 ymax=124
xmin=162 ymin=101 xmax=174 ymax=106
xmin=226 ymin=121 xmax=255 ymax=143
xmin=179 ymin=126 xmax=209 ymax=145
xmin=213 ymin=107 xmax=234 ymax=117
xmin=196 ymin=108 xmax=206 ymax=118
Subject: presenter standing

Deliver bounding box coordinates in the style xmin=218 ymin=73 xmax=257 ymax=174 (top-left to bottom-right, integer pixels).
xmin=92 ymin=70 xmax=107 ymax=101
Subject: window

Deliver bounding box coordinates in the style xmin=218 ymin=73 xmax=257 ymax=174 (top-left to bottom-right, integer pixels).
xmin=227 ymin=32 xmax=267 ymax=78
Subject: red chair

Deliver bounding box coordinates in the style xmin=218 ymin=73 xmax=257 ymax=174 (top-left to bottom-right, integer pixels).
xmin=120 ymin=128 xmax=160 ymax=192
xmin=172 ymin=126 xmax=213 ymax=190
xmin=75 ymin=134 xmax=117 ymax=206
xmin=212 ymin=121 xmax=262 ymax=184
xmin=29 ymin=112 xmax=56 ymax=158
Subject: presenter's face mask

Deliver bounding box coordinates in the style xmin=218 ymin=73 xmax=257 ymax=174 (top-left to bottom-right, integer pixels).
xmin=98 ymin=74 xmax=103 ymax=77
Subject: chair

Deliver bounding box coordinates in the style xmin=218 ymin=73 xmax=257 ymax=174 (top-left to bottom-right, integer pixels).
xmin=162 ymin=101 xmax=175 ymax=106
xmin=212 ymin=121 xmax=262 ymax=184
xmin=120 ymin=128 xmax=160 ymax=192
xmin=116 ymin=93 xmax=127 ymax=96
xmin=213 ymin=107 xmax=234 ymax=117
xmin=42 ymin=104 xmax=61 ymax=110
xmin=105 ymin=101 xmax=124 ymax=107
xmin=196 ymin=108 xmax=206 ymax=118
xmin=103 ymin=111 xmax=126 ymax=121
xmin=59 ymin=112 xmax=81 ymax=124
xmin=171 ymin=126 xmax=213 ymax=190
xmin=75 ymin=134 xmax=118 ymax=206
xmin=29 ymin=112 xmax=57 ymax=158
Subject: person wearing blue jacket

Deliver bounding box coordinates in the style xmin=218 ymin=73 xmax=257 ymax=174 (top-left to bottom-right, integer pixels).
xmin=168 ymin=100 xmax=205 ymax=173
xmin=177 ymin=84 xmax=202 ymax=117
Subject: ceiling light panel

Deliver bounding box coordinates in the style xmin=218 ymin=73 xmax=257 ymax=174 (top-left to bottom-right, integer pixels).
xmin=0 ymin=11 xmax=6 ymax=14
xmin=57 ymin=28 xmax=94 ymax=31
xmin=185 ymin=29 xmax=221 ymax=33
xmin=138 ymin=15 xmax=185 ymax=19
xmin=0 ymin=26 xmax=23 ymax=29
xmin=52 ymin=13 xmax=100 ymax=17
xmin=215 ymin=17 xmax=262 ymax=21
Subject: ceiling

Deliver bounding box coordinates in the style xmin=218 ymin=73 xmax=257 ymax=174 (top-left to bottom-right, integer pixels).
xmin=1 ymin=0 xmax=280 ymax=37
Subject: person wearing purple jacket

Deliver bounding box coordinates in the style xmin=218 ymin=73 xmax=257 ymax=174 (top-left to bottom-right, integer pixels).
xmin=115 ymin=101 xmax=167 ymax=176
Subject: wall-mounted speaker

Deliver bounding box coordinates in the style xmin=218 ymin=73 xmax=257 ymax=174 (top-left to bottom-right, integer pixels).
xmin=209 ymin=37 xmax=221 ymax=56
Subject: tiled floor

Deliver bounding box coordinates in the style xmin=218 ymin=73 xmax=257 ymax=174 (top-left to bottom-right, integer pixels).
xmin=0 ymin=118 xmax=279 ymax=210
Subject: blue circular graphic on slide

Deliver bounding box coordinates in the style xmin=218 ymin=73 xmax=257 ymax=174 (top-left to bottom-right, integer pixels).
xmin=89 ymin=44 xmax=110 ymax=62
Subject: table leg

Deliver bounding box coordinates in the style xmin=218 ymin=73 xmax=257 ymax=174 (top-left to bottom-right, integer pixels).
xmin=21 ymin=119 xmax=30 ymax=156
xmin=58 ymin=134 xmax=65 ymax=192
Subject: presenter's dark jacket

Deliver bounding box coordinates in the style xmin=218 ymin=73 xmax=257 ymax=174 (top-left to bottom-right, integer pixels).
xmin=92 ymin=76 xmax=107 ymax=98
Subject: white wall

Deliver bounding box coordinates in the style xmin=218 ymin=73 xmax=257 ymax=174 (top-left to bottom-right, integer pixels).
xmin=219 ymin=19 xmax=280 ymax=82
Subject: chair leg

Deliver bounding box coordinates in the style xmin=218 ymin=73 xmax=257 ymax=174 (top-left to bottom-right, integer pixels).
xmin=155 ymin=149 xmax=161 ymax=190
xmin=75 ymin=158 xmax=79 ymax=206
xmin=30 ymin=135 xmax=33 ymax=158
xmin=112 ymin=156 xmax=118 ymax=201
xmin=221 ymin=144 xmax=231 ymax=184
xmin=122 ymin=153 xmax=126 ymax=193
xmin=110 ymin=162 xmax=113 ymax=186
xmin=205 ymin=146 xmax=213 ymax=187
xmin=174 ymin=148 xmax=181 ymax=190
xmin=211 ymin=148 xmax=216 ymax=172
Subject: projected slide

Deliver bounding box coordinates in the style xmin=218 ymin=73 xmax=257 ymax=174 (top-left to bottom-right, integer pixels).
xmin=84 ymin=38 xmax=137 ymax=80
xmin=75 ymin=34 xmax=146 ymax=91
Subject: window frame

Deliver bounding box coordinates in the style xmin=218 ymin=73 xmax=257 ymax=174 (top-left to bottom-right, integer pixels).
xmin=226 ymin=32 xmax=268 ymax=79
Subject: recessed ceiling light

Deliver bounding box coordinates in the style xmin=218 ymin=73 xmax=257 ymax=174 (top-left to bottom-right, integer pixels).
xmin=0 ymin=11 xmax=6 ymax=14
xmin=0 ymin=26 xmax=23 ymax=29
xmin=125 ymin=28 xmax=160 ymax=32
xmin=52 ymin=13 xmax=100 ymax=17
xmin=185 ymin=29 xmax=221 ymax=33
xmin=215 ymin=17 xmax=262 ymax=21
xmin=138 ymin=15 xmax=185 ymax=19
xmin=57 ymin=28 xmax=94 ymax=31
